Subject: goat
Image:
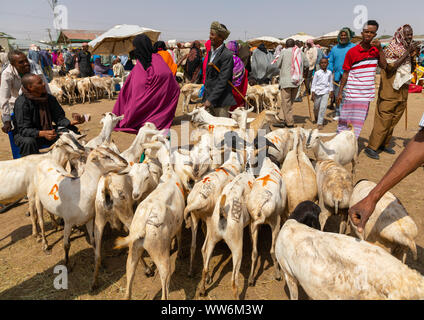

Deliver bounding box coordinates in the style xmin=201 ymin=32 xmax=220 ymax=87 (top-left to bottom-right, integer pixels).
xmin=349 ymin=180 xmax=418 ymax=263
xmin=181 ymin=83 xmax=203 ymax=114
xmin=275 ymin=201 xmax=424 ymax=300
xmin=315 ymin=160 xmax=353 ymax=233
xmin=246 ymin=157 xmax=287 ymax=286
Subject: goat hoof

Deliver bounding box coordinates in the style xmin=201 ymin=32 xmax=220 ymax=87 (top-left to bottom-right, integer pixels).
xmin=145 ymin=268 xmax=154 ymax=278
xmin=90 ymin=282 xmax=98 ymax=292
xmin=43 ymin=248 xmax=51 ymax=255
xmin=206 ymin=275 xmax=212 ymax=285
xmin=36 ymin=236 xmax=42 ymax=243
xmin=199 ymin=289 xmax=206 ymax=297
xmin=248 ymin=279 xmax=255 ymax=287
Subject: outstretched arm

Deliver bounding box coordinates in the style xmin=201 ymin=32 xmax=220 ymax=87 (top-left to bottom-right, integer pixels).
xmin=349 ymin=128 xmax=424 ymax=232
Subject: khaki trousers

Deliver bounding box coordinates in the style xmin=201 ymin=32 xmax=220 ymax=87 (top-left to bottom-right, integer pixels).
xmin=367 ymin=98 xmax=407 ymax=151
xmin=278 ymin=87 xmax=298 ymax=126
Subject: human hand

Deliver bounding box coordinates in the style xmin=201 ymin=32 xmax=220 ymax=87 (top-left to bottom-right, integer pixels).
xmin=40 ymin=129 xmax=57 ymax=141
xmin=348 ymin=195 xmax=378 ymax=233
xmin=336 ymin=92 xmax=343 ymax=106
xmin=371 ymin=39 xmax=382 ymax=50
xmin=71 ymin=113 xmax=85 ymax=125
xmin=409 ymin=42 xmax=420 ymax=55
xmin=1 ymin=121 xmax=12 ymax=133
xmin=203 ymin=100 xmax=212 ymax=109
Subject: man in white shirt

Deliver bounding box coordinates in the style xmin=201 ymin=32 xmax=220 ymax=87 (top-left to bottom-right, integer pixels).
xmin=0 ymin=50 xmax=49 ymax=133
xmin=311 ymin=57 xmax=334 ymax=129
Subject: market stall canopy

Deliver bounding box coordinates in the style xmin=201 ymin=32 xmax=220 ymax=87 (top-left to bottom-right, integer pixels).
xmin=247 ymin=36 xmax=282 ymax=49
xmin=88 ymin=24 xmax=161 ymax=55
xmin=314 ymin=30 xmax=362 ymax=47
xmin=281 ymin=32 xmax=315 ymax=44
xmin=57 ymin=29 xmax=105 ymax=44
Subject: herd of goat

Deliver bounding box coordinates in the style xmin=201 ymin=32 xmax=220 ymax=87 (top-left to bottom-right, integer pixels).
xmin=1 ymin=105 xmax=423 ymax=300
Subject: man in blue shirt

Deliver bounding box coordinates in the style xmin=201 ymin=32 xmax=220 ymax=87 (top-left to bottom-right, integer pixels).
xmin=328 ymin=28 xmax=356 ymax=120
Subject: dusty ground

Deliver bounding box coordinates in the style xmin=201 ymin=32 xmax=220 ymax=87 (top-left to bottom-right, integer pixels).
xmin=1 ymin=83 xmax=424 ymax=300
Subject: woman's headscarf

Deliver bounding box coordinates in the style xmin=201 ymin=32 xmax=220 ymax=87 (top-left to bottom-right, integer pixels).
xmin=258 ymin=43 xmax=268 ymax=54
xmin=133 ymin=34 xmax=154 ymax=70
xmin=384 ymin=24 xmax=413 ymax=60
xmin=337 ymin=27 xmax=355 ymax=45
xmin=227 ymin=41 xmax=239 ymax=55
xmin=153 ymin=41 xmax=167 ymax=52
xmin=226 ymin=41 xmax=245 ymax=86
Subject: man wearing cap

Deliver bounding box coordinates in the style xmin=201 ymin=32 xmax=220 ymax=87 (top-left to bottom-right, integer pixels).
xmin=77 ymin=43 xmax=94 ymax=77
xmin=202 ymin=21 xmax=236 ymax=117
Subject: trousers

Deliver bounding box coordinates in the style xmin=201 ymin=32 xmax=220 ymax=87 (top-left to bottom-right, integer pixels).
xmin=367 ymin=98 xmax=407 ymax=151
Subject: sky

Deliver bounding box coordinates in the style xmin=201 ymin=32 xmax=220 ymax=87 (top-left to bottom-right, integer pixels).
xmin=1 ymin=0 xmax=423 ymax=42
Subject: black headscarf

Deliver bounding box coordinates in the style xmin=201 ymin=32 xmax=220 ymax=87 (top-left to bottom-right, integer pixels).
xmin=153 ymin=41 xmax=167 ymax=52
xmin=258 ymin=43 xmax=268 ymax=54
xmin=132 ymin=34 xmax=154 ymax=70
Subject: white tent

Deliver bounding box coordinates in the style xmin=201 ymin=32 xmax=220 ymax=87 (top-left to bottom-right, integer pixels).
xmin=281 ymin=32 xmax=315 ymax=44
xmin=313 ymin=30 xmax=362 ymax=47
xmin=88 ymin=24 xmax=161 ymax=55
xmin=247 ymin=36 xmax=283 ymax=49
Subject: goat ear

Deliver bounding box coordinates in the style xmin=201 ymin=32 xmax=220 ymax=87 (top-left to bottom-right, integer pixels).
xmin=246 ymin=107 xmax=254 ymax=113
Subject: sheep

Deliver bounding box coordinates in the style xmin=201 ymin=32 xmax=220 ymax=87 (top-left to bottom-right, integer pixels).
xmin=184 ymin=150 xmax=244 ymax=276
xmin=49 ymin=82 xmax=65 ymax=103
xmin=275 ymin=201 xmax=424 ymax=300
xmin=315 ymin=160 xmax=354 ymax=233
xmin=349 ymin=180 xmax=418 ymax=263
xmin=305 ymin=125 xmax=358 ymax=175
xmin=34 ymin=147 xmax=128 ymax=268
xmin=181 ymin=83 xmax=203 ymax=114
xmin=90 ymin=76 xmax=115 ymax=100
xmin=281 ymin=130 xmax=318 ymax=213
xmin=0 ymin=133 xmax=86 ymax=244
xmin=114 ymin=139 xmax=194 ymax=300
xmin=246 ymin=157 xmax=287 ymax=286
xmin=76 ymin=77 xmax=95 ymax=104
xmin=199 ymin=172 xmax=255 ymax=299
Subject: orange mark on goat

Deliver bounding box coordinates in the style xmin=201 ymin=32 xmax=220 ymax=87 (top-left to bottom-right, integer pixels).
xmin=208 ymin=125 xmax=215 ymax=133
xmin=48 ymin=184 xmax=59 ymax=201
xmin=248 ymin=181 xmax=253 ymax=189
xmin=215 ymin=168 xmax=229 ymax=176
xmin=47 ymin=168 xmax=54 ymax=172
xmin=130 ymin=162 xmax=134 ymax=166
xmin=270 ymin=136 xmax=281 ymax=144
xmin=176 ymin=182 xmax=184 ymax=196
xmin=202 ymin=177 xmax=211 ymax=184
xmin=256 ymin=175 xmax=277 ymax=187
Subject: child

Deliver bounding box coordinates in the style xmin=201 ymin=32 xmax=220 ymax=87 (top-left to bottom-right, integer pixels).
xmin=311 ymin=58 xmax=334 ymax=130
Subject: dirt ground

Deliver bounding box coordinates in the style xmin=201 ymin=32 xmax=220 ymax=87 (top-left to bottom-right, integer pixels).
xmin=1 ymin=82 xmax=424 ymax=300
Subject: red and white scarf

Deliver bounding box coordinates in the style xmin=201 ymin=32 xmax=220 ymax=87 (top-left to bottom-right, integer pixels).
xmin=291 ymin=47 xmax=302 ymax=85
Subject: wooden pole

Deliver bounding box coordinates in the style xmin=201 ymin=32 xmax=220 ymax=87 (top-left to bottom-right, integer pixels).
xmin=208 ymin=62 xmax=255 ymax=109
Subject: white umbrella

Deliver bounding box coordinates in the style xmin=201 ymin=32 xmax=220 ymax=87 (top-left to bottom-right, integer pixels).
xmin=247 ymin=36 xmax=283 ymax=49
xmin=88 ymin=24 xmax=161 ymax=55
xmin=281 ymin=32 xmax=315 ymax=44
xmin=313 ymin=30 xmax=362 ymax=47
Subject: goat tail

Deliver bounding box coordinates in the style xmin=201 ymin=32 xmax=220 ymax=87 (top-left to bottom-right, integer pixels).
xmin=114 ymin=236 xmax=131 ymax=250
xmin=334 ymin=200 xmax=339 ymax=216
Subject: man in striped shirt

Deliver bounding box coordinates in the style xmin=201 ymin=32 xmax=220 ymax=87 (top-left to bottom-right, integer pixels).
xmin=336 ymin=20 xmax=387 ymax=138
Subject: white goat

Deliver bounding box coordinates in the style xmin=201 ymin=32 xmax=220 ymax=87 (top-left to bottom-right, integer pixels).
xmin=246 ymin=157 xmax=287 ymax=286
xmin=85 ymin=112 xmax=124 ymax=151
xmin=0 ymin=133 xmax=85 ymax=243
xmin=188 ymin=107 xmax=238 ymax=127
xmin=181 ymin=83 xmax=203 ymax=114
xmin=114 ymin=139 xmax=193 ymax=300
xmin=184 ymin=151 xmax=244 ymax=276
xmin=349 ymin=180 xmax=418 ymax=263
xmin=281 ymin=130 xmax=317 ymax=213
xmin=305 ymin=126 xmax=358 ymax=175
xmin=199 ymin=172 xmax=255 ymax=299
xmin=276 ymin=204 xmax=424 ymax=300
xmin=315 ymin=160 xmax=353 ymax=233
xmin=34 ymin=147 xmax=128 ymax=268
